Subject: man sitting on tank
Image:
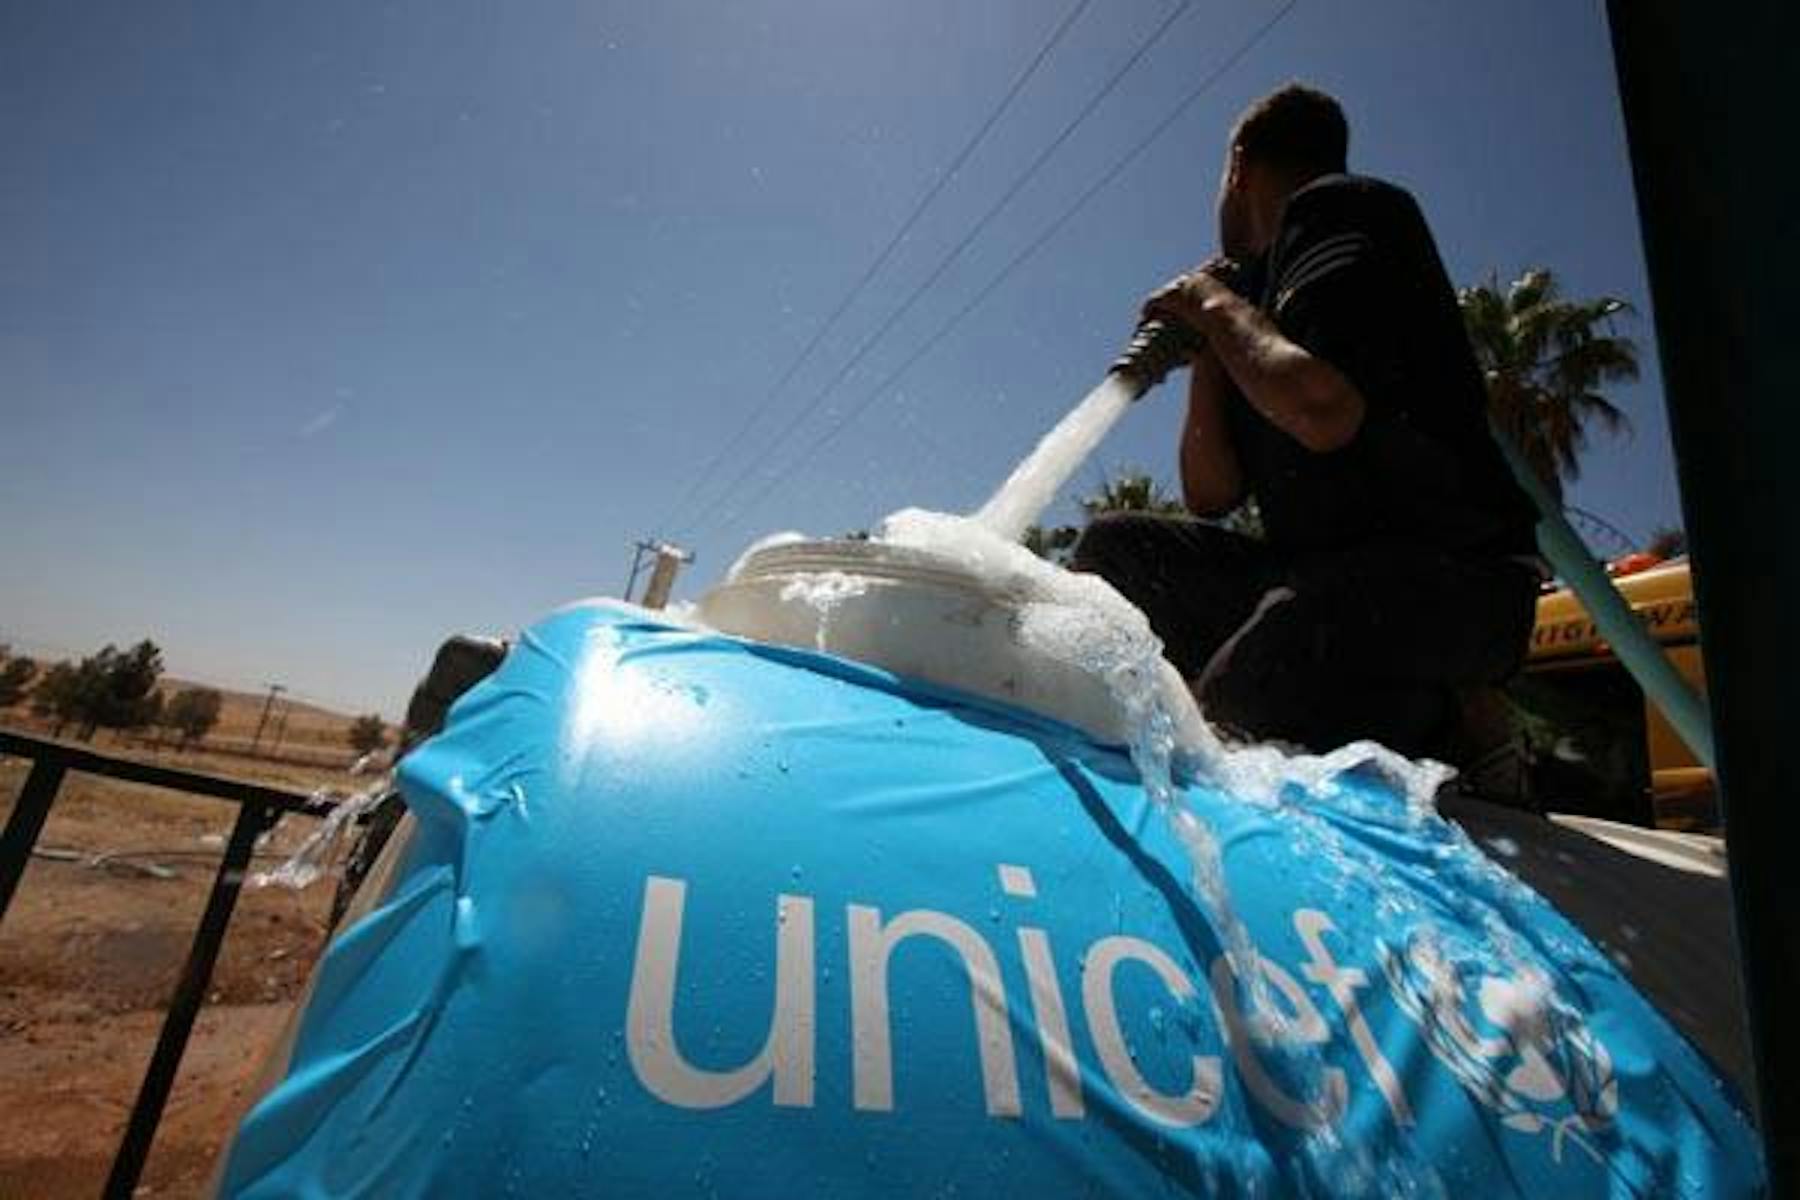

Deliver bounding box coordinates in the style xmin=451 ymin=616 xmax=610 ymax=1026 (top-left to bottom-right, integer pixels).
xmin=1072 ymin=83 xmax=1541 ymax=759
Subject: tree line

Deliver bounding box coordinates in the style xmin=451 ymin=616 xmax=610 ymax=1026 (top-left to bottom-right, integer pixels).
xmin=0 ymin=641 xmax=389 ymax=756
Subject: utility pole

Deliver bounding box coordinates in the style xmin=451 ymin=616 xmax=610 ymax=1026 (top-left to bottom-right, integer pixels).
xmin=268 ymin=702 xmax=291 ymax=757
xmin=623 ymin=539 xmax=694 ymax=608
xmin=640 ymin=542 xmax=694 ymax=609
xmin=250 ymin=683 xmax=286 ymax=756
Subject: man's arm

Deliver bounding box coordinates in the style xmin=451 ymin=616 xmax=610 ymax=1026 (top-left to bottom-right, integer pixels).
xmin=1148 ymin=272 xmax=1366 ymax=454
xmin=1180 ymin=348 xmax=1245 ymax=516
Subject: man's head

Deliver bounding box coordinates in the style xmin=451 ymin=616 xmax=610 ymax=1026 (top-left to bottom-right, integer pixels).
xmin=1217 ymin=84 xmax=1349 ymax=258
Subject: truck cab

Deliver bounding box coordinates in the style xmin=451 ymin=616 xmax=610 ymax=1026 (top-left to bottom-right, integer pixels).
xmin=1510 ymin=555 xmax=1713 ymax=829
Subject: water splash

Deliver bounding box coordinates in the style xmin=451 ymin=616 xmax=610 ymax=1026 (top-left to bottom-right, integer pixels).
xmin=778 ymin=571 xmax=869 ymax=651
xmin=873 ymin=508 xmax=1450 ymax=816
xmin=866 ymin=508 xmax=1451 ymax=1187
xmin=252 ymin=777 xmax=393 ymax=890
xmin=1008 ymin=594 xmax=1268 ymax=996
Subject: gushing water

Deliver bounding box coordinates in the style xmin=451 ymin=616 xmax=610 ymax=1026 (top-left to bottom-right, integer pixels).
xmin=972 ymin=373 xmax=1140 ymax=540
xmin=253 ymin=775 xmax=393 ymax=890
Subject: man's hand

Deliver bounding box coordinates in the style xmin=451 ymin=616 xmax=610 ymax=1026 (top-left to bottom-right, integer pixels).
xmin=1145 ymin=257 xmax=1366 ymax=454
xmin=1142 ymin=257 xmax=1249 ymax=337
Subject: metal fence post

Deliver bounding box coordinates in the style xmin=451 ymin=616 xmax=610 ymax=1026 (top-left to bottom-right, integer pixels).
xmin=103 ymin=800 xmax=279 ymax=1199
xmin=0 ymin=758 xmax=67 ymax=922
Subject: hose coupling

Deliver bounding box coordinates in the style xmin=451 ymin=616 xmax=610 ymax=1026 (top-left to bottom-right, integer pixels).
xmin=1109 ymin=319 xmax=1199 ymax=393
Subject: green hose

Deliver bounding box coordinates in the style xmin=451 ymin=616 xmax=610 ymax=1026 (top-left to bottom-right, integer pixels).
xmin=1491 ymin=422 xmax=1717 ymax=770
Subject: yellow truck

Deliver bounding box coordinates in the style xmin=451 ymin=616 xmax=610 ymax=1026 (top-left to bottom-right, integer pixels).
xmin=1512 ymin=555 xmax=1713 ymax=829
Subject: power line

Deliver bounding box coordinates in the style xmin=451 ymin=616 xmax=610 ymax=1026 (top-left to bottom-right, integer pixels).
xmin=709 ymin=0 xmax=1302 ymax=538
xmin=674 ymin=0 xmax=1196 ymax=540
xmin=655 ymin=0 xmax=1095 ymax=537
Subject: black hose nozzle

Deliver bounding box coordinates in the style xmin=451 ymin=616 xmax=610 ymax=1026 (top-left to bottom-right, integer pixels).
xmin=1109 ymin=318 xmax=1199 ymax=394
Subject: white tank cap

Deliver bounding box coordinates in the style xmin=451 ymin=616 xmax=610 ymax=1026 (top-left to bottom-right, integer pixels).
xmin=697 ymin=532 xmax=1194 ymax=748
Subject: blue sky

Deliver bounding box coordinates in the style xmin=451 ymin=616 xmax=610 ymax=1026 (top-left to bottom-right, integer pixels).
xmin=1 ymin=0 xmax=1671 ymax=716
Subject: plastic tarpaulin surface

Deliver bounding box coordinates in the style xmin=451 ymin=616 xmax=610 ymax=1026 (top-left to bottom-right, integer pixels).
xmin=220 ymin=603 xmax=1763 ymax=1197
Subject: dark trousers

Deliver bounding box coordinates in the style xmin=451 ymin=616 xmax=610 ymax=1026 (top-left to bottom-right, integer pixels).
xmin=1070 ymin=513 xmax=1538 ymax=757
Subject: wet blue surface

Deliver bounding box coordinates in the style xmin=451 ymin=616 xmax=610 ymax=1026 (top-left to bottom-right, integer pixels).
xmin=220 ymin=603 xmax=1763 ymax=1198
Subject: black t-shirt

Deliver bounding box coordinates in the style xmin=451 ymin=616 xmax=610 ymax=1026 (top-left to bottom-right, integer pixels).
xmin=1223 ymin=173 xmax=1538 ymax=557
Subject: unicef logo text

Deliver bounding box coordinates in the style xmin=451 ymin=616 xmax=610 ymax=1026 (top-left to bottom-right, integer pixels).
xmin=622 ymin=863 xmax=1618 ymax=1163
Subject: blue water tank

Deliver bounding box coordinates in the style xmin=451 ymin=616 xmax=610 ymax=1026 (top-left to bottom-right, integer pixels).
xmin=219 ymin=601 xmax=1762 ymax=1197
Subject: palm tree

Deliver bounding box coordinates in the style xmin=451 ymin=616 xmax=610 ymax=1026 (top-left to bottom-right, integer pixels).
xmin=1081 ymin=466 xmax=1267 ymax=539
xmin=1023 ymin=468 xmax=1194 ymax=565
xmin=1022 ymin=468 xmax=1265 ymax=564
xmin=1459 ymin=268 xmax=1639 ymax=500
xmin=1075 ymin=468 xmax=1189 ymax=520
xmin=1021 ymin=523 xmax=1080 ymax=563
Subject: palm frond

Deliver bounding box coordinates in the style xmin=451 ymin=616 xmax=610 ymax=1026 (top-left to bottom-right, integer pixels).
xmin=1573 ymin=392 xmax=1632 ymax=436
xmin=1507 ymin=268 xmax=1557 ymax=316
xmin=1463 ymin=267 xmax=1639 ymax=489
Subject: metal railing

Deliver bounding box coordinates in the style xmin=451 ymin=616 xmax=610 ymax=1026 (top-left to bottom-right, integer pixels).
xmin=0 ymin=729 xmax=335 ymax=1199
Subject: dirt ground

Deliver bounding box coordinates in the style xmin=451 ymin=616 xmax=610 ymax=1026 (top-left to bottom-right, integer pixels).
xmin=0 ymin=733 xmax=362 ymax=1198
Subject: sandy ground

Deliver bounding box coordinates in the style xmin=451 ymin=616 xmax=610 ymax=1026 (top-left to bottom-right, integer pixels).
xmin=0 ymin=738 xmax=354 ymax=1198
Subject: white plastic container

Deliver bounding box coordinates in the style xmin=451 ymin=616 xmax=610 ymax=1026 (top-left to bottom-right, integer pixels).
xmin=698 ymin=538 xmax=1143 ymax=745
